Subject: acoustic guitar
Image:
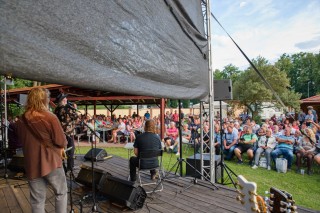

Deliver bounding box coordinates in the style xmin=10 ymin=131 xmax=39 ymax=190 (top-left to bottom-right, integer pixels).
xmin=236 ymin=175 xmax=267 ymax=213
xmin=269 ymin=187 xmax=297 ymax=212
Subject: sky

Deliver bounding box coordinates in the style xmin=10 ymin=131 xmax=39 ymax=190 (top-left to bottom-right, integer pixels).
xmin=210 ymin=0 xmax=320 ymax=71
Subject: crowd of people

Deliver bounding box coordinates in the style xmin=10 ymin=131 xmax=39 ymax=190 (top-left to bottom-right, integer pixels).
xmin=1 ymin=89 xmax=320 ymax=212
xmin=4 ymin=103 xmax=320 ymax=177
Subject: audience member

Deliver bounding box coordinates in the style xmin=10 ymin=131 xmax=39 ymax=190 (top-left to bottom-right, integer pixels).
xmin=271 ymin=127 xmax=295 ymax=170
xmin=223 ymin=125 xmax=238 ymax=160
xmin=252 ymin=129 xmax=276 ymax=170
xmin=296 ymin=128 xmax=316 ymax=175
xmin=234 ymin=127 xmax=258 ymax=165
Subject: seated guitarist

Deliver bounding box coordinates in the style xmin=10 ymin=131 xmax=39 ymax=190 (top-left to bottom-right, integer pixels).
xmin=16 ymin=88 xmax=68 ymax=213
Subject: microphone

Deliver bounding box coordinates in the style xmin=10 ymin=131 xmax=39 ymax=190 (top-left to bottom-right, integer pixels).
xmin=67 ymin=101 xmax=77 ymax=111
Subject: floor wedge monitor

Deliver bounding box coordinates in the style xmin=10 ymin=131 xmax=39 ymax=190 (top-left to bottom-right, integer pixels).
xmin=98 ymin=175 xmax=147 ymax=210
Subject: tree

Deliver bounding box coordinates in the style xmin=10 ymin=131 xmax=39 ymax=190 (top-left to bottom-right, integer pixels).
xmin=6 ymin=78 xmax=33 ymax=89
xmin=233 ymin=56 xmax=301 ymax=119
xmin=275 ymin=52 xmax=320 ymax=98
xmin=213 ymin=64 xmax=241 ymax=83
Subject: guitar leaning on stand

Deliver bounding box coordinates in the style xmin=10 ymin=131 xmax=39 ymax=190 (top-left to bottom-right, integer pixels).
xmin=236 ymin=175 xmax=267 ymax=213
xmin=236 ymin=175 xmax=297 ymax=213
xmin=269 ymin=187 xmax=297 ymax=213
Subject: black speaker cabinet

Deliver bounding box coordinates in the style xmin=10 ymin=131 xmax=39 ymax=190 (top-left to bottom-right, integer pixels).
xmin=214 ymin=79 xmax=232 ymax=100
xmin=98 ymin=175 xmax=147 ymax=210
xmin=8 ymin=155 xmax=25 ymax=172
xmin=186 ymin=153 xmax=221 ymax=181
xmin=75 ymin=164 xmax=107 ymax=188
xmin=84 ymin=148 xmax=107 ymax=161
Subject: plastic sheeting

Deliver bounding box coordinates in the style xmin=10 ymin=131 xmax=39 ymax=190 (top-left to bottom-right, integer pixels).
xmin=0 ymin=0 xmax=209 ymax=99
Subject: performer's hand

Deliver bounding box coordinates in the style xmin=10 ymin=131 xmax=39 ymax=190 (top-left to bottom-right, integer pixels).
xmin=61 ymin=148 xmax=67 ymax=160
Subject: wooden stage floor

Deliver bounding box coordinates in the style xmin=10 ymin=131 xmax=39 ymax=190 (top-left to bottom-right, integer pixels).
xmin=0 ymin=154 xmax=318 ymax=213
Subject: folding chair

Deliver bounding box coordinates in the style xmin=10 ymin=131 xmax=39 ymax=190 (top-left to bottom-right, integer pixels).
xmin=137 ymin=150 xmax=163 ymax=193
xmin=184 ymin=138 xmax=195 ymax=154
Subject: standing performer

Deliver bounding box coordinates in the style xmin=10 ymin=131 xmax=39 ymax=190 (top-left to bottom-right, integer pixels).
xmin=54 ymin=93 xmax=78 ymax=170
xmin=16 ymin=88 xmax=67 ymax=213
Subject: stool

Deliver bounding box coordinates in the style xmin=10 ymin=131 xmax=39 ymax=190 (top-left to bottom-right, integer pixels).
xmin=125 ymin=135 xmax=130 ymax=143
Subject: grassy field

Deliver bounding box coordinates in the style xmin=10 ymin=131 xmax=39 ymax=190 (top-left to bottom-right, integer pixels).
xmin=75 ymin=146 xmax=320 ymax=210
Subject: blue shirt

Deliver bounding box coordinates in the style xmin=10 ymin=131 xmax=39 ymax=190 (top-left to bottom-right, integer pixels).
xmin=214 ymin=131 xmax=222 ymax=144
xmin=276 ymin=135 xmax=294 ymax=150
xmin=223 ymin=132 xmax=238 ymax=145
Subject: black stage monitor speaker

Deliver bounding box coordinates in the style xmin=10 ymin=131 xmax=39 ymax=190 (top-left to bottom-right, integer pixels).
xmin=99 ymin=175 xmax=147 ymax=210
xmin=214 ymin=79 xmax=232 ymax=100
xmin=186 ymin=153 xmax=221 ymax=180
xmin=84 ymin=148 xmax=107 ymax=161
xmin=75 ymin=164 xmax=107 ymax=188
xmin=8 ymin=155 xmax=25 ymax=172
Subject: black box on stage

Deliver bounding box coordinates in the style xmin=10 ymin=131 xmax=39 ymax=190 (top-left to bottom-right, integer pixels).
xmin=214 ymin=79 xmax=232 ymax=100
xmin=84 ymin=148 xmax=107 ymax=161
xmin=8 ymin=155 xmax=25 ymax=172
xmin=186 ymin=153 xmax=221 ymax=180
xmin=75 ymin=164 xmax=107 ymax=188
xmin=98 ymin=175 xmax=147 ymax=210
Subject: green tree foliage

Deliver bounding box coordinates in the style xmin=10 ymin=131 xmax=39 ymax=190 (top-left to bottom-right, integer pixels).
xmin=170 ymin=99 xmax=178 ymax=108
xmin=233 ymin=56 xmax=301 ymax=117
xmin=213 ymin=64 xmax=241 ymax=83
xmin=7 ymin=78 xmax=33 ymax=89
xmin=275 ymin=52 xmax=320 ymax=98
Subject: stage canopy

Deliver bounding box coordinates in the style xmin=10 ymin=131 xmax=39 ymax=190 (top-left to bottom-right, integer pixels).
xmin=0 ymin=0 xmax=209 ymax=100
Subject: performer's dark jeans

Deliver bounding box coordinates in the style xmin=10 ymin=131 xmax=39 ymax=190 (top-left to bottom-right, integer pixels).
xmin=129 ymin=156 xmax=155 ymax=182
xmin=66 ymin=135 xmax=75 ymax=170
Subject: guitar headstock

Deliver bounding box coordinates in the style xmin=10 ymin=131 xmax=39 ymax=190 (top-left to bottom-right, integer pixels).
xmin=269 ymin=187 xmax=297 ymax=212
xmin=236 ymin=175 xmax=261 ymax=212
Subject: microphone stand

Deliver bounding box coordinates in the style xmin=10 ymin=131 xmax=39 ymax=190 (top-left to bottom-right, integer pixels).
xmin=71 ymin=107 xmax=103 ymax=213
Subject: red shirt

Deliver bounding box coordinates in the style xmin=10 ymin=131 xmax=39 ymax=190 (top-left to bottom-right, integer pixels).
xmin=167 ymin=127 xmax=178 ymax=140
xmin=172 ymin=113 xmax=179 ymax=122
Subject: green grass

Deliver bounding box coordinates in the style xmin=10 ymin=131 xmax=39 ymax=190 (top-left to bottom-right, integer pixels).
xmin=75 ymin=146 xmax=320 ymax=211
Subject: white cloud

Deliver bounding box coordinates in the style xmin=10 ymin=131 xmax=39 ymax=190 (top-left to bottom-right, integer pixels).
xmin=211 ymin=0 xmax=320 ymax=70
xmin=239 ymin=2 xmax=247 ymax=8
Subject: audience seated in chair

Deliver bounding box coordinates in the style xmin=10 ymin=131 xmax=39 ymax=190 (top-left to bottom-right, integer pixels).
xmin=110 ymin=118 xmax=126 ymax=144
xmin=234 ymin=127 xmax=258 ymax=165
xmin=175 ymin=123 xmax=191 ymax=156
xmin=296 ymin=128 xmax=316 ymax=175
xmin=223 ymin=125 xmax=238 ymax=160
xmin=252 ymin=129 xmax=276 ymax=170
xmin=164 ymin=121 xmax=179 ymax=152
xmin=125 ymin=120 xmax=136 ymax=142
xmin=213 ymin=124 xmax=222 ymax=155
xmin=271 ymin=127 xmax=295 ymax=171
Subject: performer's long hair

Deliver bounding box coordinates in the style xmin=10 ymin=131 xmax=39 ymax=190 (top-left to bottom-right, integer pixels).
xmin=24 ymin=88 xmax=50 ymax=119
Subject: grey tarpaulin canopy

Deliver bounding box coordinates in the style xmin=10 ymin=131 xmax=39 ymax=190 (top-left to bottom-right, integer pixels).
xmin=0 ymin=0 xmax=209 ymax=100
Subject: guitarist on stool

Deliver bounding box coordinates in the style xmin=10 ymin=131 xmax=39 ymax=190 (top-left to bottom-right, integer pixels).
xmin=54 ymin=93 xmax=79 ymax=171
xmin=16 ymin=88 xmax=68 ymax=213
